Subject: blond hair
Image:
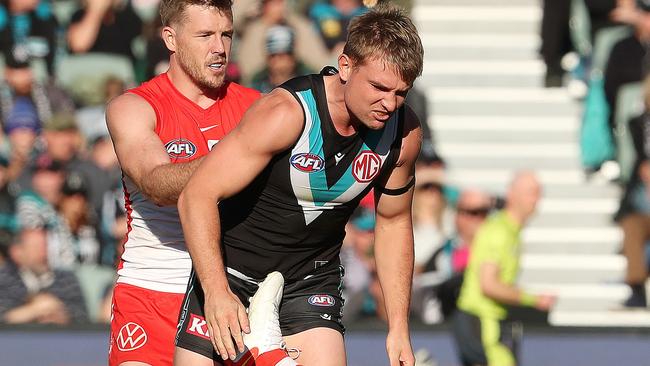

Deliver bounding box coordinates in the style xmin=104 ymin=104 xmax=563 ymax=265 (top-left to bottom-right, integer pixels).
xmin=343 ymin=4 xmax=424 ymax=85
xmin=159 ymin=0 xmax=232 ymax=27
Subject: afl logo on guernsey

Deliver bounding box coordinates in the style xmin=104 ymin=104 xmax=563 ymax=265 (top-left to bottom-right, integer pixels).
xmin=352 ymin=150 xmax=381 ymax=183
xmin=165 ymin=139 xmax=197 ymax=159
xmin=308 ymin=295 xmax=336 ymax=307
xmin=290 ymin=153 xmax=325 ymax=173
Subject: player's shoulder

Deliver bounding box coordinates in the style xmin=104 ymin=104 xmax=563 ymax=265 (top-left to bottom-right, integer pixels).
xmin=255 ymin=87 xmax=303 ymax=117
xmin=106 ymin=92 xmax=156 ymax=130
xmin=243 ymin=89 xmax=303 ymax=134
xmin=107 ymin=91 xmax=150 ymax=112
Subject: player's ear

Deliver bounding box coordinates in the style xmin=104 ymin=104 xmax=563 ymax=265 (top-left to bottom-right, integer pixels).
xmin=338 ymin=54 xmax=352 ymax=83
xmin=161 ymin=26 xmax=177 ymax=52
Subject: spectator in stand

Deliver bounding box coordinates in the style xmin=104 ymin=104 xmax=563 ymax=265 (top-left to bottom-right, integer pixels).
xmin=540 ymin=0 xmax=572 ymax=87
xmin=616 ymin=76 xmax=650 ymax=307
xmin=0 ymin=51 xmax=76 ymax=136
xmin=0 ymin=227 xmax=88 ymax=324
xmin=76 ymin=76 xmax=125 ymax=143
xmin=586 ymin=0 xmax=619 ymax=41
xmin=412 ymin=167 xmax=447 ymax=275
xmin=0 ymin=155 xmax=17 ymax=235
xmin=340 ymin=208 xmax=377 ymax=322
xmin=58 ymin=171 xmax=101 ymax=265
xmin=452 ymin=172 xmax=554 ymax=366
xmin=15 ymin=155 xmax=76 ymax=270
xmin=250 ymin=25 xmax=314 ymax=93
xmin=0 ymin=53 xmax=75 ymax=183
xmin=67 ymin=0 xmax=143 ymax=63
xmin=0 ymin=0 xmax=58 ymax=76
xmin=86 ymin=135 xmax=124 ymax=266
xmin=17 ymin=113 xmax=98 ymax=207
xmin=425 ymin=189 xmax=494 ymax=276
xmin=416 ymin=188 xmax=493 ymax=321
xmin=604 ymin=0 xmax=650 ymax=134
xmin=237 ymin=0 xmax=329 ymax=84
xmin=308 ymin=0 xmax=366 ymax=55
xmin=1 ymin=97 xmax=41 ymax=183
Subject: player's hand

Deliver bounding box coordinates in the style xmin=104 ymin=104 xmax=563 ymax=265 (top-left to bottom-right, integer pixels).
xmin=386 ymin=328 xmax=415 ymax=366
xmin=204 ymin=287 xmax=250 ymax=361
xmin=535 ymin=294 xmax=556 ymax=311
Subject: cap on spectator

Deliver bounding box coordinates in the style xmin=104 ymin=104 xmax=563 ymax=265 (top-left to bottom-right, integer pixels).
xmin=266 ymin=25 xmax=295 ymax=55
xmin=638 ymin=0 xmax=650 ymax=11
xmin=3 ymin=97 xmax=41 ymax=134
xmin=62 ymin=171 xmax=88 ymax=197
xmin=32 ymin=154 xmax=64 ymax=172
xmin=44 ymin=112 xmax=78 ymax=131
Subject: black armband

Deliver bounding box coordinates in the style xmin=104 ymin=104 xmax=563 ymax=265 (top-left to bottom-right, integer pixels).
xmin=375 ymin=176 xmax=416 ymax=196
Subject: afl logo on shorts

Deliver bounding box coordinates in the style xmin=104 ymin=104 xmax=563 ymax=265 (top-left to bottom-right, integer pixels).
xmin=352 ymin=150 xmax=381 ymax=183
xmin=116 ymin=322 xmax=147 ymax=351
xmin=291 ymin=153 xmax=325 ymax=173
xmin=308 ymin=294 xmax=336 ymax=307
xmin=165 ymin=139 xmax=196 ymax=159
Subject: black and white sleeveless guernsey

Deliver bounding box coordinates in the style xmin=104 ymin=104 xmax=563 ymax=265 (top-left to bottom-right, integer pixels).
xmin=219 ymin=67 xmax=405 ymax=281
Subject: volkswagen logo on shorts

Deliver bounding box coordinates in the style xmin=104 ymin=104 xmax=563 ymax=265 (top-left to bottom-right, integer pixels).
xmin=290 ymin=153 xmax=325 ymax=173
xmin=165 ymin=139 xmax=197 ymax=159
xmin=116 ymin=322 xmax=148 ymax=351
xmin=308 ymin=294 xmax=336 ymax=307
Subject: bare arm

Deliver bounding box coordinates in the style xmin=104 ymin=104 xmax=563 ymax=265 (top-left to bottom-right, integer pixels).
xmin=106 ymin=93 xmax=204 ymax=206
xmin=373 ymin=107 xmax=422 ymax=366
xmin=178 ymin=89 xmax=303 ymax=360
xmin=480 ymin=262 xmax=555 ymax=311
xmin=67 ymin=0 xmax=113 ymax=53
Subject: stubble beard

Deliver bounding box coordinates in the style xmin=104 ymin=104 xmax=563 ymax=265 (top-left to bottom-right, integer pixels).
xmin=176 ymin=46 xmax=226 ymax=90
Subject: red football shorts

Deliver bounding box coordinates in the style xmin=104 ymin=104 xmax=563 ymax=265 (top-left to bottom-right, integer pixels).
xmin=108 ymin=283 xmax=185 ymax=366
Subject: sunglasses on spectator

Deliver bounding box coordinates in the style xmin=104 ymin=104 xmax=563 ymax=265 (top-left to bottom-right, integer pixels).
xmin=457 ymin=207 xmax=490 ymax=217
xmin=417 ymin=182 xmax=443 ymax=192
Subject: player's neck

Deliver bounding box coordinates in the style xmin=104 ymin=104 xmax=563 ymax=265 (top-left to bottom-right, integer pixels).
xmin=166 ymin=60 xmax=222 ymax=109
xmin=323 ymin=74 xmax=357 ymax=136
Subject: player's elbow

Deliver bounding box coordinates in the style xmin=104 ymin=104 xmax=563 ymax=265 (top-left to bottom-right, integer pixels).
xmin=177 ymin=183 xmax=211 ymax=215
xmin=177 ymin=187 xmax=192 ymax=217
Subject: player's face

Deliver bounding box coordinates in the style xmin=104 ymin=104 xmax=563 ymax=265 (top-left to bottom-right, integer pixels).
xmin=341 ymin=56 xmax=410 ymax=130
xmin=173 ymin=5 xmax=233 ymax=90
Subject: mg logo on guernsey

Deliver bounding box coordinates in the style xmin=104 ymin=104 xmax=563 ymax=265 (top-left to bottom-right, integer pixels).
xmin=352 ymin=150 xmax=381 ymax=183
xmin=186 ymin=314 xmax=210 ymax=340
xmin=308 ymin=294 xmax=336 ymax=307
xmin=165 ymin=138 xmax=197 ymax=159
xmin=117 ymin=322 xmax=148 ymax=351
xmin=290 ymin=153 xmax=325 ymax=173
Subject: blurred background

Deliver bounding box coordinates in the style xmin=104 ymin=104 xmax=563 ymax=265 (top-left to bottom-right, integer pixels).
xmin=1 ymin=0 xmax=650 ymax=365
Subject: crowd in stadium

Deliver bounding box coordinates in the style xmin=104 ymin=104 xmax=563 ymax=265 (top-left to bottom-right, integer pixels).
xmin=541 ymin=0 xmax=650 ymax=308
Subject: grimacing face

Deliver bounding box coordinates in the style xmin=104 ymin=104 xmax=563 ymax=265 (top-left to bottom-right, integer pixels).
xmin=340 ymin=56 xmax=410 ymax=130
xmin=170 ymin=5 xmax=233 ymax=90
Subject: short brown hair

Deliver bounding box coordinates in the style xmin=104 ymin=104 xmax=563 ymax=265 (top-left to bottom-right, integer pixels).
xmin=343 ymin=4 xmax=424 ymax=86
xmin=159 ymin=0 xmax=233 ymax=27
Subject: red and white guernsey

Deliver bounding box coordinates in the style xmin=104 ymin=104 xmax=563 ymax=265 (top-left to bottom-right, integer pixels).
xmin=118 ymin=73 xmax=260 ymax=293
